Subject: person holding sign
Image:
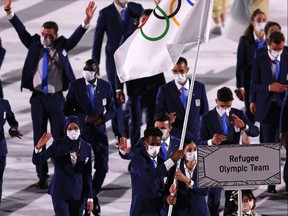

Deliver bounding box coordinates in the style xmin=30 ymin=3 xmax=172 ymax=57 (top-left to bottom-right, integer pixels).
xmin=166 ymin=140 xmax=210 ymax=216
xmin=198 ymin=86 xmax=259 ymax=216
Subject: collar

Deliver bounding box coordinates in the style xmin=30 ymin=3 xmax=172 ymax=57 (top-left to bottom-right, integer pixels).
xmin=174 ymin=79 xmax=190 ymax=91
xmin=114 ymin=2 xmax=126 ymax=14
xmin=268 ymin=49 xmax=281 ymax=62
xmin=162 ymin=136 xmax=171 ymax=146
xmin=253 ymin=31 xmax=265 ymax=42
xmin=85 ymin=78 xmax=98 ymax=87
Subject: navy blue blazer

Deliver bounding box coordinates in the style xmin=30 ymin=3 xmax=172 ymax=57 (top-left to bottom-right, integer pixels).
xmin=9 ymin=14 xmax=88 ymax=91
xmin=92 ymin=2 xmax=143 ymax=82
xmin=156 ymin=80 xmax=209 ymax=142
xmin=119 ymin=136 xmax=180 ymax=160
xmin=166 ymin=161 xmax=209 ymax=216
xmin=0 ymin=99 xmax=18 ymax=156
xmin=32 ymin=138 xmax=93 ymax=200
xmin=130 ymin=147 xmax=170 ymax=216
xmin=251 ymin=50 xmax=288 ymax=122
xmin=0 ymin=46 xmax=6 ymax=70
xmin=198 ymin=107 xmax=259 ymax=145
xmin=64 ymin=78 xmax=116 ymax=144
xmin=236 ymin=36 xmax=262 ymax=89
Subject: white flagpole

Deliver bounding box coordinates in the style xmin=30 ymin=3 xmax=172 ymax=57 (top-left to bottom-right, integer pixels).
xmin=167 ymin=0 xmax=211 ymax=215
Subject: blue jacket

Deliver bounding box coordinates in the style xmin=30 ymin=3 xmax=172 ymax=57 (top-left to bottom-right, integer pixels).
xmin=130 ymin=145 xmax=171 ymax=216
xmin=0 ymin=99 xmax=18 ymax=156
xmin=64 ymin=78 xmax=116 ymax=145
xmin=198 ymin=107 xmax=259 ymax=145
xmin=92 ymin=2 xmax=143 ymax=83
xmin=156 ymin=80 xmax=208 ymax=142
xmin=166 ymin=161 xmax=210 ymax=216
xmin=9 ymin=14 xmax=88 ymax=91
xmin=251 ymin=50 xmax=288 ymax=122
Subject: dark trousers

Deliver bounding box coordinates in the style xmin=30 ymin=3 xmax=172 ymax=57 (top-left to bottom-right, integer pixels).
xmin=52 ymin=196 xmax=85 ymax=216
xmin=30 ymin=92 xmax=65 ymax=180
xmin=208 ymin=187 xmax=221 ymax=216
xmin=0 ymin=156 xmax=6 ymax=204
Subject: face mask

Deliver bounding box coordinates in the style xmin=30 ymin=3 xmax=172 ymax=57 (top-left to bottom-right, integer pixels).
xmin=160 ymin=129 xmax=168 ymax=140
xmin=255 ymin=22 xmax=266 ymax=32
xmin=269 ymin=49 xmax=282 ymax=59
xmin=41 ymin=36 xmax=53 ymax=47
xmin=146 ymin=145 xmax=161 ymax=158
xmin=217 ymin=106 xmax=230 ymax=117
xmin=67 ymin=130 xmax=80 ymax=140
xmin=82 ymin=70 xmax=97 ymax=82
xmin=186 ymin=151 xmax=197 ymax=162
xmin=119 ymin=0 xmax=128 ymax=4
xmin=174 ymin=73 xmax=187 ymax=84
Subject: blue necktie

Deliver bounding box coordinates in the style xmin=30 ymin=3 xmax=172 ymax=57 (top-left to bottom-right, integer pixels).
xmin=160 ymin=141 xmax=168 ymax=160
xmin=152 ymin=159 xmax=157 ymax=168
xmin=274 ymin=59 xmax=280 ymax=81
xmin=88 ymin=84 xmax=94 ymax=110
xmin=255 ymin=39 xmax=265 ymax=49
xmin=180 ymin=87 xmax=187 ymax=109
xmin=221 ymin=114 xmax=228 ymax=135
xmin=121 ymin=8 xmax=127 ymax=24
xmin=41 ymin=48 xmax=49 ymax=93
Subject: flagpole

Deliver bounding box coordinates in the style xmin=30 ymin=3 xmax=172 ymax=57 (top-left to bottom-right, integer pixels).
xmin=167 ymin=0 xmax=211 ymax=215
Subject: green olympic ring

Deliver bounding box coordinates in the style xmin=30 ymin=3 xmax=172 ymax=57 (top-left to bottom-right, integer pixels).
xmin=140 ymin=5 xmax=170 ymax=41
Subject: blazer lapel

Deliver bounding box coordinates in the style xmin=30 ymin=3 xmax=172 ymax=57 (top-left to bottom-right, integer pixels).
xmin=171 ymin=82 xmax=185 ymax=113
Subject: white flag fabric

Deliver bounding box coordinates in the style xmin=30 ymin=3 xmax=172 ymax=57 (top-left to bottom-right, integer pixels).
xmin=114 ymin=0 xmax=213 ymax=83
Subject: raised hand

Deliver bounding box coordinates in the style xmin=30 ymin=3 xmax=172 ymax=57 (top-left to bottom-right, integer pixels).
xmin=36 ymin=132 xmax=52 ymax=150
xmin=84 ymin=1 xmax=97 ymax=25
xmin=230 ymin=114 xmax=245 ymax=129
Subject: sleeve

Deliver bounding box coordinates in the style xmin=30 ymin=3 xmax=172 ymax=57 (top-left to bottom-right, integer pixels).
xmin=63 ymin=24 xmax=87 ymax=52
xmin=197 ymin=115 xmax=210 ymax=146
xmin=155 ymin=86 xmax=167 ymax=115
xmin=241 ymin=110 xmax=259 ymax=137
xmin=200 ymin=84 xmax=209 ymax=115
xmin=102 ymin=83 xmax=116 ymax=121
xmin=236 ymin=36 xmax=247 ymax=88
xmin=6 ymin=100 xmax=19 ymax=130
xmin=82 ymin=144 xmax=93 ymax=199
xmin=92 ymin=9 xmax=106 ymax=62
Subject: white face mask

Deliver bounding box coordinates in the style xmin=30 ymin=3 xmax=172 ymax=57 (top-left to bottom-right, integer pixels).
xmin=255 ymin=22 xmax=266 ymax=33
xmin=67 ymin=130 xmax=80 ymax=140
xmin=146 ymin=145 xmax=161 ymax=158
xmin=119 ymin=0 xmax=128 ymax=4
xmin=82 ymin=70 xmax=97 ymax=82
xmin=269 ymin=49 xmax=282 ymax=59
xmin=174 ymin=73 xmax=187 ymax=84
xmin=186 ymin=151 xmax=197 ymax=162
xmin=217 ymin=106 xmax=230 ymax=117
xmin=40 ymin=36 xmax=53 ymax=47
xmin=160 ymin=129 xmax=168 ymax=140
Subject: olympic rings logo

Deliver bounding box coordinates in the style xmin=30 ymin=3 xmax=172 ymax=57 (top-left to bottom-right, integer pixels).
xmin=139 ymin=0 xmax=196 ymax=41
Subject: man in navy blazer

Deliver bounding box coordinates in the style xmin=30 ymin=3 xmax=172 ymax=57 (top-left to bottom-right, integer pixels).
xmin=92 ymin=0 xmax=144 ymax=140
xmin=0 ymin=98 xmax=22 ymax=205
xmin=156 ymin=57 xmax=209 ymax=143
xmin=118 ymin=113 xmax=180 ymax=161
xmin=198 ymin=87 xmax=259 ymax=216
xmin=64 ymin=59 xmax=116 ymax=215
xmin=4 ymin=0 xmax=96 ymax=189
xmin=0 ymin=37 xmax=5 ymax=98
xmin=127 ymin=127 xmax=183 ymax=216
xmin=251 ymin=31 xmax=288 ymax=193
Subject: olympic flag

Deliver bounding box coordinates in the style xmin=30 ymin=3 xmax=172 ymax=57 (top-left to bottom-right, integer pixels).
xmin=114 ymin=0 xmax=213 ymax=82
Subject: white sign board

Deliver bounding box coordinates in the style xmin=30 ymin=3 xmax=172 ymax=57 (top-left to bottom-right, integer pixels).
xmin=197 ymin=143 xmax=281 ymax=188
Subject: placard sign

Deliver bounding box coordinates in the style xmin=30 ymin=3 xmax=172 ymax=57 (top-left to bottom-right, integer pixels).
xmin=197 ymin=143 xmax=280 ymax=188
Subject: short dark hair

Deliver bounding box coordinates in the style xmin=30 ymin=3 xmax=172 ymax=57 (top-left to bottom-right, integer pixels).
xmin=42 ymin=21 xmax=59 ymax=34
xmin=142 ymin=9 xmax=153 ymax=17
xmin=176 ymin=57 xmax=188 ymax=66
xmin=144 ymin=127 xmax=163 ymax=139
xmin=230 ymin=190 xmax=256 ymax=209
xmin=83 ymin=59 xmax=99 ymax=73
xmin=264 ymin=21 xmax=281 ymax=36
xmin=217 ymin=87 xmax=234 ymax=102
xmin=267 ymin=31 xmax=285 ymax=45
xmin=154 ymin=113 xmax=171 ymax=126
